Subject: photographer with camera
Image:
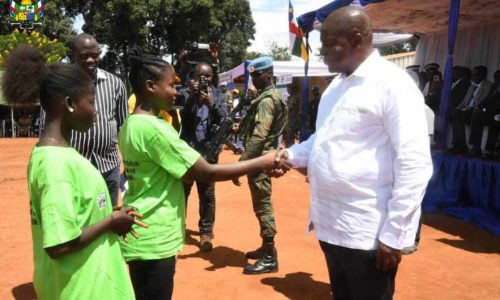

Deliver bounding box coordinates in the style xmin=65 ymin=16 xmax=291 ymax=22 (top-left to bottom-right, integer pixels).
xmin=179 ymin=62 xmax=227 ymax=252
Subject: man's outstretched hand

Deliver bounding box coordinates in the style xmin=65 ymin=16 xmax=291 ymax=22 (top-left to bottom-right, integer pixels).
xmin=266 ymin=149 xmax=292 ymax=178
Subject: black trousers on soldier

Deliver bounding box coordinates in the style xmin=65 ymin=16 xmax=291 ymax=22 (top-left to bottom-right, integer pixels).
xmin=320 ymin=241 xmax=397 ymax=300
xmin=247 ymin=173 xmax=276 ymax=238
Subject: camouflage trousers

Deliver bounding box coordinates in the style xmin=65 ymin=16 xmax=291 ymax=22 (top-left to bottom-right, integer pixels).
xmin=283 ymin=123 xmax=299 ymax=148
xmin=247 ymin=173 xmax=277 ymax=238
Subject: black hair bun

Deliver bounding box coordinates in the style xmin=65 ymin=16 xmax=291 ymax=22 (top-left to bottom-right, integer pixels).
xmin=2 ymin=46 xmax=49 ymax=105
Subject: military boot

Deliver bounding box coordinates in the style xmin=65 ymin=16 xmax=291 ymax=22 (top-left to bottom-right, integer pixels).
xmin=245 ymin=242 xmax=264 ymax=260
xmin=243 ymin=241 xmax=278 ymax=274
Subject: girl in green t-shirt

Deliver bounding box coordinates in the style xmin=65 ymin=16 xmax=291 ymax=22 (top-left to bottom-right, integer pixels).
xmin=119 ymin=50 xmax=279 ymax=300
xmin=2 ymin=46 xmax=148 ymax=300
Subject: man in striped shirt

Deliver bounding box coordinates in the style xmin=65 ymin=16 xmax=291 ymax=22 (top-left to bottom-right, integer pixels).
xmin=69 ymin=33 xmax=128 ymax=206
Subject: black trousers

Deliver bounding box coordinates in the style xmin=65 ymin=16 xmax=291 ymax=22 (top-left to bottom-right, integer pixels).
xmin=102 ymin=165 xmax=120 ymax=207
xmin=320 ymin=241 xmax=397 ymax=300
xmin=128 ymin=257 xmax=176 ymax=300
xmin=184 ymin=179 xmax=216 ymax=236
xmin=469 ymin=110 xmax=500 ymax=151
xmin=451 ymin=109 xmax=472 ymax=150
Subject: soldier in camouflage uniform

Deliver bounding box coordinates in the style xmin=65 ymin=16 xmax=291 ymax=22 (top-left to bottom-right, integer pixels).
xmin=284 ymin=84 xmax=301 ymax=147
xmin=236 ymin=56 xmax=287 ymax=274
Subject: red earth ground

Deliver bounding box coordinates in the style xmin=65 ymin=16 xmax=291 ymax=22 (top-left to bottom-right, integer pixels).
xmin=1 ymin=138 xmax=499 ymax=300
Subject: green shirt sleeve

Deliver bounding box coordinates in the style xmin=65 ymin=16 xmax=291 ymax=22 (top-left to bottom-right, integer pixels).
xmin=40 ymin=180 xmax=82 ymax=248
xmin=148 ymin=124 xmax=201 ymax=179
xmin=240 ymin=97 xmax=275 ymax=160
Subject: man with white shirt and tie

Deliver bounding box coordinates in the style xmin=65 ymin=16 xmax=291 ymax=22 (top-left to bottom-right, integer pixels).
xmin=449 ymin=66 xmax=493 ymax=155
xmin=273 ymin=6 xmax=432 ymax=300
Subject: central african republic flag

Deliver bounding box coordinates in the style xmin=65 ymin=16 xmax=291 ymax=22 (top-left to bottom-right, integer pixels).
xmin=288 ymin=0 xmax=308 ymax=62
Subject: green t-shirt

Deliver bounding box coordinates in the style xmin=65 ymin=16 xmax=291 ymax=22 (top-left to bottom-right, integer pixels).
xmin=118 ymin=114 xmax=200 ymax=261
xmin=28 ymin=146 xmax=135 ymax=300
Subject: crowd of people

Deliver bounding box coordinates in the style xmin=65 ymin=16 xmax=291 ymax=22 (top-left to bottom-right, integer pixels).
xmin=3 ymin=6 xmax=445 ymax=300
xmin=406 ymin=62 xmax=500 ymax=160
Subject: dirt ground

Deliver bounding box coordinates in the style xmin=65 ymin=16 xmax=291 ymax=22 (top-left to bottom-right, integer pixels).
xmin=1 ymin=138 xmax=499 ymax=300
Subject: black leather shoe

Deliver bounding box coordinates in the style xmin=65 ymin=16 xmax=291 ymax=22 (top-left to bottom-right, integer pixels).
xmin=200 ymin=235 xmax=213 ymax=252
xmin=245 ymin=247 xmax=264 ymax=260
xmin=448 ymin=146 xmax=467 ymax=154
xmin=467 ymin=147 xmax=482 ymax=157
xmin=243 ymin=255 xmax=278 ymax=274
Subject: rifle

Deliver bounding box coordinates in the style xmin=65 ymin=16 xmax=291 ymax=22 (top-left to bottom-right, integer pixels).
xmin=204 ymin=96 xmax=250 ymax=163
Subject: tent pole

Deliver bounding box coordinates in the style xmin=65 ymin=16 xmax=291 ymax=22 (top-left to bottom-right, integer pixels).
xmin=437 ymin=0 xmax=461 ymax=149
xmin=11 ymin=107 xmax=15 ymax=138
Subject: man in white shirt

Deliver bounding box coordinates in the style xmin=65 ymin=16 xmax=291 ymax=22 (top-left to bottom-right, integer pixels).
xmin=273 ymin=7 xmax=432 ymax=300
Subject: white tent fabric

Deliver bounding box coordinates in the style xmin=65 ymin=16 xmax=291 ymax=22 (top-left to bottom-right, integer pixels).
xmin=218 ymin=63 xmax=246 ymax=84
xmin=219 ymin=60 xmax=332 ymax=84
xmin=273 ymin=61 xmax=332 ymax=77
xmin=372 ymin=32 xmax=413 ymax=47
xmin=415 ymin=21 xmax=500 ymax=81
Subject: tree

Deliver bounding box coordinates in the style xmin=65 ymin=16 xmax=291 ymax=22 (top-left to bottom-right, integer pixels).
xmin=245 ymin=42 xmax=292 ymax=62
xmin=57 ymin=0 xmax=255 ymax=85
xmin=245 ymin=50 xmax=266 ymax=61
xmin=0 ymin=29 xmax=68 ymax=66
xmin=268 ymin=42 xmax=291 ymax=61
xmin=377 ymin=35 xmax=419 ymax=56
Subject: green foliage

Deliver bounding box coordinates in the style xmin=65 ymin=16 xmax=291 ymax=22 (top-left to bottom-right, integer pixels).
xmin=377 ymin=35 xmax=419 ymax=56
xmin=245 ymin=42 xmax=291 ymax=62
xmin=245 ymin=50 xmax=265 ymax=61
xmin=268 ymin=42 xmax=291 ymax=61
xmin=0 ymin=29 xmax=68 ymax=65
xmin=58 ymin=0 xmax=255 ymax=82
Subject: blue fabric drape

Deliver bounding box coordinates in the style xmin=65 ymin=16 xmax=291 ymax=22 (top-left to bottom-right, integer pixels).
xmin=297 ymin=0 xmax=353 ymax=34
xmin=359 ymin=0 xmax=385 ymax=5
xmin=423 ymin=152 xmax=500 ymax=236
xmin=244 ymin=60 xmax=250 ymax=91
xmin=296 ymin=0 xmax=386 ymax=34
xmin=437 ymin=0 xmax=461 ymax=148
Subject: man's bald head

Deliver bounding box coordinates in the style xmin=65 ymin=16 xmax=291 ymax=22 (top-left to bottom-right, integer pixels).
xmin=71 ymin=33 xmax=98 ymax=52
xmin=322 ymin=6 xmax=373 ymax=43
xmin=320 ymin=6 xmax=374 ymax=75
xmin=71 ymin=33 xmax=100 ymax=78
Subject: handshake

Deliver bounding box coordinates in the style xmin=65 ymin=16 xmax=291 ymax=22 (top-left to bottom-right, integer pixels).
xmin=231 ymin=149 xmax=293 ymax=186
xmin=267 ymin=149 xmax=293 ymax=178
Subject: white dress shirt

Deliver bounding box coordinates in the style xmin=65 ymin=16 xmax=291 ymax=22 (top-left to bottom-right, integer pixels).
xmin=288 ymin=50 xmax=433 ymax=250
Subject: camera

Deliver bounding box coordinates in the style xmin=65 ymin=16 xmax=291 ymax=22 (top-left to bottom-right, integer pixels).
xmin=198 ymin=75 xmax=209 ymax=94
xmin=185 ymin=42 xmax=212 ymax=65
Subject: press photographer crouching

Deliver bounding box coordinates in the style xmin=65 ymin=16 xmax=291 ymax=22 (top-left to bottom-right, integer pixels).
xmin=179 ymin=62 xmax=227 ymax=252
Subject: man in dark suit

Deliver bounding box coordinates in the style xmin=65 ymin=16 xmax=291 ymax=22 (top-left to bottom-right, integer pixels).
xmin=450 ymin=66 xmax=471 ymax=110
xmin=179 ymin=62 xmax=227 ymax=251
xmin=469 ymin=70 xmax=500 ymax=157
xmin=449 ymin=66 xmax=493 ymax=154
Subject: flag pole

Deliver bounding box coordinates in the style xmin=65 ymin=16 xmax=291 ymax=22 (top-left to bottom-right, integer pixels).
xmin=299 ymin=33 xmax=310 ymax=141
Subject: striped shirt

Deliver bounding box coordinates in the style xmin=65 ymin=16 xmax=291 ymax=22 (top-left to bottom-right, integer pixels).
xmin=41 ymin=68 xmax=128 ymax=173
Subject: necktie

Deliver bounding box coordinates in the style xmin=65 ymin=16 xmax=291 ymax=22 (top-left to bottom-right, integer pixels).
xmin=467 ymin=84 xmax=479 ymax=108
